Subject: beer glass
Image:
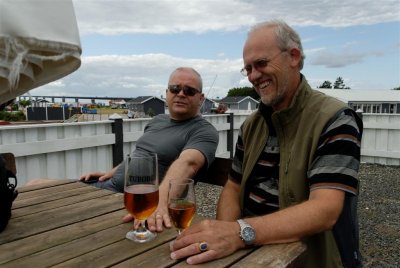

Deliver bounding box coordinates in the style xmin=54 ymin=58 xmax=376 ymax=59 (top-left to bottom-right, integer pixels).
xmin=168 ymin=179 xmax=196 ymax=234
xmin=124 ymin=153 xmax=159 ymax=242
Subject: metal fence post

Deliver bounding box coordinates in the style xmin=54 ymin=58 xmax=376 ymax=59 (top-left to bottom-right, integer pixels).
xmin=110 ymin=113 xmax=124 ymax=167
xmin=227 ymin=113 xmax=234 ymax=158
xmin=356 ymin=109 xmax=363 ymax=121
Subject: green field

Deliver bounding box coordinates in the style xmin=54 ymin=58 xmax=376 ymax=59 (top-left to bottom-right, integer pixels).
xmin=96 ymin=108 xmax=127 ymax=114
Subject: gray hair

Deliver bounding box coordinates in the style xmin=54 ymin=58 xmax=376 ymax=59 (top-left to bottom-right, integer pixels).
xmin=249 ymin=20 xmax=305 ymax=70
xmin=169 ymin=67 xmax=203 ymax=92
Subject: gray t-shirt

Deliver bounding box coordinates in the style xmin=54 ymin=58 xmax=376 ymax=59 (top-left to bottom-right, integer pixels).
xmin=98 ymin=114 xmax=219 ymax=192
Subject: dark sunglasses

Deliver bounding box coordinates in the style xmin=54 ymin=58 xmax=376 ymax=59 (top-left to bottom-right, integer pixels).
xmin=168 ymin=85 xmax=201 ymax=96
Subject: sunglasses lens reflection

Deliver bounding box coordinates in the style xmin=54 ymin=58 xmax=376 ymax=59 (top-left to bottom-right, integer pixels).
xmin=168 ymin=85 xmax=199 ymax=96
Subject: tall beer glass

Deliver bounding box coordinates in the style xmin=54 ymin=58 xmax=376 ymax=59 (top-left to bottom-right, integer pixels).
xmin=124 ymin=153 xmax=159 ymax=242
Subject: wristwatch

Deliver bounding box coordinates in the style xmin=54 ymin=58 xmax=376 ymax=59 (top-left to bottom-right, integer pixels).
xmin=237 ymin=219 xmax=256 ymax=246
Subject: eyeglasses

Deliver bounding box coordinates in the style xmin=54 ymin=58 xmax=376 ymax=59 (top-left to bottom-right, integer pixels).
xmin=240 ymin=51 xmax=286 ymax=76
xmin=168 ymin=85 xmax=201 ymax=96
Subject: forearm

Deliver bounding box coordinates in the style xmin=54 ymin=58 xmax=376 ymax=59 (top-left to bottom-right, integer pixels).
xmin=245 ymin=188 xmax=345 ymax=245
xmin=144 ymin=149 xmax=205 ymax=232
xmin=159 ymin=149 xmax=205 ymax=207
xmin=216 ymin=179 xmax=241 ymax=221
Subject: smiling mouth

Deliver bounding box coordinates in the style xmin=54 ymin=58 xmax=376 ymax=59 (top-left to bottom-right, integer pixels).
xmin=258 ymin=80 xmax=271 ymax=90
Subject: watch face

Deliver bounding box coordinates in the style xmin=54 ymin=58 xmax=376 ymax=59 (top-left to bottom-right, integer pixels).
xmin=242 ymin=226 xmax=256 ymax=242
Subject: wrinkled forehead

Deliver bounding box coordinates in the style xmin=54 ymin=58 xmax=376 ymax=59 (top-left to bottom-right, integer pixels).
xmin=243 ymin=27 xmax=278 ymax=63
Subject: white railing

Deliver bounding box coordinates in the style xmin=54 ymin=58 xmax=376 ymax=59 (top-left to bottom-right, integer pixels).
xmin=0 ymin=114 xmax=248 ymax=185
xmin=1 ymin=113 xmax=399 ymax=185
xmin=360 ymin=113 xmax=400 ymax=166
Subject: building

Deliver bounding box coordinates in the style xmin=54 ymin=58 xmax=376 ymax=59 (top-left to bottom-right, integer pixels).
xmin=109 ymin=99 xmax=127 ymax=109
xmin=31 ymin=98 xmax=50 ymax=107
xmin=315 ymin=89 xmax=400 ymax=114
xmin=126 ymin=96 xmax=165 ymax=117
xmin=200 ymin=98 xmax=217 ymax=114
xmin=218 ymin=96 xmax=259 ymax=112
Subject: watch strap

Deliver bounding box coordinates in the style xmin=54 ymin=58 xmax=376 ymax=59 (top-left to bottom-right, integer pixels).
xmin=237 ymin=219 xmax=255 ymax=246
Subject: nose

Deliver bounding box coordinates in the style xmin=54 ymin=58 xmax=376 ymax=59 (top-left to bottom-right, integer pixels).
xmin=176 ymin=88 xmax=186 ymax=96
xmin=248 ymin=67 xmax=262 ymax=83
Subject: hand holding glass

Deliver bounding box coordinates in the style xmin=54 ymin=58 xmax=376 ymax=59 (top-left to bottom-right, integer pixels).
xmin=168 ymin=179 xmax=196 ymax=234
xmin=124 ymin=153 xmax=159 ymax=242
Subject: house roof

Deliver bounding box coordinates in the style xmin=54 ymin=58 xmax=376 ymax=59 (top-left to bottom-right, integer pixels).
xmin=33 ymin=98 xmax=50 ymax=103
xmin=315 ymin=89 xmax=400 ymax=103
xmin=219 ymin=96 xmax=259 ymax=104
xmin=202 ymin=97 xmax=217 ymax=104
xmin=127 ymin=96 xmax=165 ymax=104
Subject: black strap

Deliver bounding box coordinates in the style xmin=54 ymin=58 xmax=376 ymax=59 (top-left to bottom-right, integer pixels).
xmin=0 ymin=156 xmax=18 ymax=232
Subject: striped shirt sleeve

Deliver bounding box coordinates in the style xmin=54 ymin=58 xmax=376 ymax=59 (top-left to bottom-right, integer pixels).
xmin=307 ymin=109 xmax=362 ymax=195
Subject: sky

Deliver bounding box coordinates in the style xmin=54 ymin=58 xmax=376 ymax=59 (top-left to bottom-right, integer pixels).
xmin=29 ymin=0 xmax=400 ymax=102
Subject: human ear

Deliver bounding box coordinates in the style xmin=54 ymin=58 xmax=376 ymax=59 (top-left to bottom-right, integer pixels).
xmin=288 ymin=48 xmax=301 ymax=68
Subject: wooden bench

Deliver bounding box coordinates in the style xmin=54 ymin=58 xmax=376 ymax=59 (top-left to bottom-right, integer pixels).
xmin=198 ymin=157 xmax=232 ymax=187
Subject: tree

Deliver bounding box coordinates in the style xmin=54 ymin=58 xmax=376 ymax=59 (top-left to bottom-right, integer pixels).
xmin=318 ymin=81 xmax=332 ymax=89
xmin=0 ymin=111 xmax=26 ymax=121
xmin=227 ymin=87 xmax=259 ymax=100
xmin=391 ymin=86 xmax=400 ymax=90
xmin=18 ymin=99 xmax=31 ymax=107
xmin=333 ymin=77 xmax=350 ymax=89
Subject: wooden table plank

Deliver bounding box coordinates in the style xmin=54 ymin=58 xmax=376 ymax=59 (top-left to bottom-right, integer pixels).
xmin=1 ymin=224 xmax=132 ymax=267
xmin=230 ymin=242 xmax=307 ymax=268
xmin=112 ymin=241 xmax=180 ymax=268
xmin=13 ymin=181 xmax=91 ymax=206
xmin=11 ymin=188 xmax=113 ymax=218
xmin=0 ymin=209 xmax=127 ymax=265
xmin=16 ymin=179 xmax=76 ymax=193
xmin=172 ymin=248 xmax=256 ymax=268
xmin=0 ymin=193 xmax=124 ymax=243
xmin=15 ymin=180 xmax=83 ymax=197
xmin=53 ymin=227 xmax=180 ymax=267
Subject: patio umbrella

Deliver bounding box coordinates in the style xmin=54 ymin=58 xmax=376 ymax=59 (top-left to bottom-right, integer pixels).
xmin=0 ymin=0 xmax=81 ymax=104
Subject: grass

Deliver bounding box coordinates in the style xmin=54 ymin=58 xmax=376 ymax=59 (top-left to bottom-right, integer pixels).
xmin=95 ymin=108 xmax=127 ymax=114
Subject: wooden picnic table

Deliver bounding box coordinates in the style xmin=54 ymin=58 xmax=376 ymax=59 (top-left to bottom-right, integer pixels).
xmin=0 ymin=180 xmax=306 ymax=267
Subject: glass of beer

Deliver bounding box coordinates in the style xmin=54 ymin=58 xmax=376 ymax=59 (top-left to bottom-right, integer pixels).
xmin=168 ymin=179 xmax=196 ymax=234
xmin=124 ymin=153 xmax=159 ymax=242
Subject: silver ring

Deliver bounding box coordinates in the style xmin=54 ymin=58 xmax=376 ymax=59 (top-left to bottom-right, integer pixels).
xmin=155 ymin=214 xmax=162 ymax=219
xmin=199 ymin=241 xmax=208 ymax=252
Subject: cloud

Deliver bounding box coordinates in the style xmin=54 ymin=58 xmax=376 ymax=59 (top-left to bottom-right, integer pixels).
xmin=30 ymin=54 xmax=244 ymax=99
xmin=308 ymin=47 xmax=390 ymax=68
xmin=73 ymin=0 xmax=254 ymax=35
xmin=73 ymin=0 xmax=399 ymax=35
xmin=27 ymin=0 xmax=399 ymax=100
xmin=309 ymin=50 xmax=367 ymax=68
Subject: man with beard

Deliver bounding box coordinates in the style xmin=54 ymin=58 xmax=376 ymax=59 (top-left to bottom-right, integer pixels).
xmin=170 ymin=20 xmax=363 ymax=268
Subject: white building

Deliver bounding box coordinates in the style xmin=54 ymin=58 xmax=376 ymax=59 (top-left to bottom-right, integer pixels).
xmin=315 ymin=89 xmax=400 ymax=114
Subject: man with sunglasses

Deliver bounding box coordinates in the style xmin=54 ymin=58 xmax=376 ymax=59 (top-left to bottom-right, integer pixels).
xmin=76 ymin=67 xmax=219 ymax=231
xmin=170 ymin=20 xmax=363 ymax=268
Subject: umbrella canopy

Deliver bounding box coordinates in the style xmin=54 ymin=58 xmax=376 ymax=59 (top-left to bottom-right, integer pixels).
xmin=0 ymin=0 xmax=81 ymax=104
